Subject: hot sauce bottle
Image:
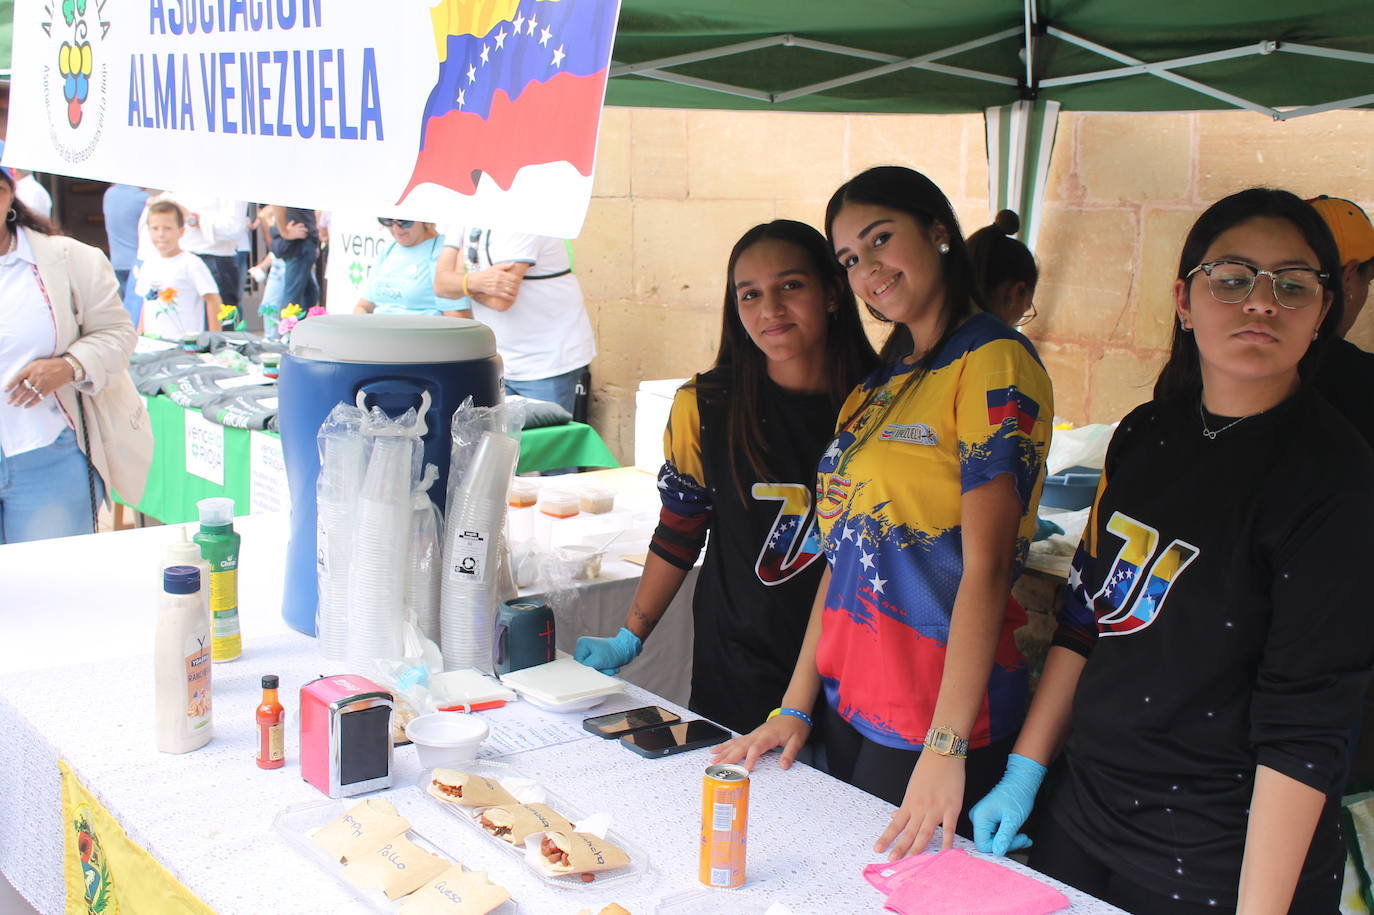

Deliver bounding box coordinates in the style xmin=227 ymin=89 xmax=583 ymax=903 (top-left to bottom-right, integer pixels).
xmin=256 ymin=674 xmax=285 ymax=769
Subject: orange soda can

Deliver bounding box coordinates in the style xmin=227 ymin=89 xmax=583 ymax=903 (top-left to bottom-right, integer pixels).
xmin=699 ymin=763 xmax=749 ymax=888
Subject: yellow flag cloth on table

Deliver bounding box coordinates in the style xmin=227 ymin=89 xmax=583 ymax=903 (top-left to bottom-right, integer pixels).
xmin=59 ymin=759 xmax=213 ymax=915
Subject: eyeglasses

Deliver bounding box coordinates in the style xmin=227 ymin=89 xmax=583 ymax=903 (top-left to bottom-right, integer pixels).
xmin=377 ymin=218 xmax=415 ymax=228
xmin=1013 ymin=303 xmax=1037 ymax=327
xmin=1186 ymin=260 xmax=1328 ymax=310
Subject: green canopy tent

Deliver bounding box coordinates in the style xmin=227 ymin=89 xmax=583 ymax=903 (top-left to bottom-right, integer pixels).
xmin=605 ymin=0 xmax=1374 ymax=249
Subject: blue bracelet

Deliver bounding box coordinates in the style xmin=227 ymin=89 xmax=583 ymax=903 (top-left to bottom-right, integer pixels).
xmin=776 ymin=707 xmax=813 ymax=728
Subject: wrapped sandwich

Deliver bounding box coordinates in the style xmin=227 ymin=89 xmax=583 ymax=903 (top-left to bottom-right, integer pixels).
xmin=478 ymin=803 xmax=573 ymax=845
xmin=536 ymin=830 xmax=630 ymax=881
xmin=426 ymin=769 xmax=518 ymax=808
xmin=399 ymin=866 xmax=511 ymax=915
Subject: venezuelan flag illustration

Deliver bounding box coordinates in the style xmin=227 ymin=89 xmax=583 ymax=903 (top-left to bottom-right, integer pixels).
xmin=400 ymin=0 xmax=619 ymax=201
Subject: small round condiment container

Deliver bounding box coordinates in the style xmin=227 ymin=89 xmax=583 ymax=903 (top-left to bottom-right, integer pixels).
xmin=404 ymin=713 xmax=490 ymax=768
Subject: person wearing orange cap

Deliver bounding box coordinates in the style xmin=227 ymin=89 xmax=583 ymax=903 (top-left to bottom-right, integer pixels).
xmin=1309 ymin=195 xmax=1374 ymax=449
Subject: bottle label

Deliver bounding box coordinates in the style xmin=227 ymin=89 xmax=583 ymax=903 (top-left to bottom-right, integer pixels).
xmin=268 ymin=722 xmax=284 ymax=761
xmin=209 ymin=568 xmax=237 ymax=612
xmin=209 ymin=567 xmax=241 ymax=661
xmin=184 ymin=635 xmax=211 ymax=734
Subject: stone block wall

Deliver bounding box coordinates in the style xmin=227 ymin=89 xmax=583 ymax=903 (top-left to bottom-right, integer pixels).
xmin=574 ymin=106 xmax=1374 ymax=461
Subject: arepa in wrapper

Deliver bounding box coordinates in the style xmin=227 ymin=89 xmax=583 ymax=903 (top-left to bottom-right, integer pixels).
xmin=478 ymin=802 xmax=573 ymax=845
xmin=536 ymin=830 xmax=630 ymax=877
xmin=312 ymin=798 xmax=410 ymax=861
xmin=427 ymin=769 xmax=518 ymax=808
xmin=342 ymin=835 xmax=449 ymax=900
xmin=399 ymin=866 xmax=511 ymax=914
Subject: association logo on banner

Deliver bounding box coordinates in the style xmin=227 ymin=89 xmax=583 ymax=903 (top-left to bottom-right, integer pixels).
xmin=40 ymin=0 xmax=111 ymax=163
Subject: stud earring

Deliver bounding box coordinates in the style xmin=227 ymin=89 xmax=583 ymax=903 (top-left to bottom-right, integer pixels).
xmin=937 ymin=242 xmax=950 ymax=255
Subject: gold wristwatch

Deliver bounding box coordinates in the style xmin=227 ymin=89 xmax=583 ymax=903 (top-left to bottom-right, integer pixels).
xmin=923 ymin=725 xmax=969 ymax=758
xmin=61 ymin=353 xmax=86 ymax=383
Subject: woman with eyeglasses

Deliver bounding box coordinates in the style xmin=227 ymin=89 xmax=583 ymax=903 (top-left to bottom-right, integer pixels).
xmin=968 ymin=209 xmax=1038 ymax=329
xmin=353 ymin=218 xmax=452 ymax=316
xmin=970 ymin=188 xmax=1374 ymax=914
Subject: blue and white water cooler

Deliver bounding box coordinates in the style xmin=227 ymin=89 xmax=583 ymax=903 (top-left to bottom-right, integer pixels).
xmin=279 ymin=315 xmax=502 ymax=635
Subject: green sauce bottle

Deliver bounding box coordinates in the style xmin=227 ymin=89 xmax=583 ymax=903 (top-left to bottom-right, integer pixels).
xmin=194 ymin=497 xmax=242 ymax=662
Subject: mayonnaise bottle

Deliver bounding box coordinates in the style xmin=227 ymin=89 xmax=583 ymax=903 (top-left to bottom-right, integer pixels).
xmin=155 ymin=566 xmax=213 ymax=754
xmin=162 ymin=527 xmax=211 ymax=624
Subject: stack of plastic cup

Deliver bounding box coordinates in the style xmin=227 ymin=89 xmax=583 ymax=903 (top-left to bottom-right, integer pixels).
xmin=440 ymin=431 xmax=519 ymax=672
xmin=346 ymin=432 xmax=415 ymax=671
xmin=315 ymin=419 xmax=367 ymax=661
xmin=406 ymin=474 xmax=442 ymax=645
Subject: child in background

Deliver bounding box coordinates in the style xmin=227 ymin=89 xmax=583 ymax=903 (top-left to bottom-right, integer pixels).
xmin=136 ymin=200 xmax=221 ymax=340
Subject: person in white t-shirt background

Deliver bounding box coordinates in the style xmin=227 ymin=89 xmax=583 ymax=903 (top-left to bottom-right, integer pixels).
xmin=433 ymin=226 xmax=596 ymax=418
xmin=136 ymin=200 xmax=221 ymax=340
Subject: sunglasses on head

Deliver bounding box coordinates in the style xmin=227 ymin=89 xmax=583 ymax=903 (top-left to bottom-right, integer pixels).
xmin=377 ymin=218 xmax=415 ymax=228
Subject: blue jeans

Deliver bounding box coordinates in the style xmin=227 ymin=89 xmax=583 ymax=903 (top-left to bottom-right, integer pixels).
xmin=505 ymin=366 xmax=586 ymax=416
xmin=278 ymin=243 xmax=320 ymax=311
xmin=0 ymin=427 xmax=105 ymax=544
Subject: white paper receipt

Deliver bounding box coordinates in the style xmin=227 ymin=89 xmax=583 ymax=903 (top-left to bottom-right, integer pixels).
xmin=447 ymin=529 xmax=491 ymax=584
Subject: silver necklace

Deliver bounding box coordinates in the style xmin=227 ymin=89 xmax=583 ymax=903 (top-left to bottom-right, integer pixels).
xmin=1198 ymin=400 xmax=1249 ymax=440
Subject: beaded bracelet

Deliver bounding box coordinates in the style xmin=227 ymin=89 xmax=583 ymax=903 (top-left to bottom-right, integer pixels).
xmin=766 ymin=707 xmax=813 ymax=728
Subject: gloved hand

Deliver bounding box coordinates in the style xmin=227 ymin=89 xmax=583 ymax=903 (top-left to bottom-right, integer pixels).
xmin=969 ymin=753 xmax=1047 ymax=856
xmin=573 ymin=627 xmax=642 ymax=675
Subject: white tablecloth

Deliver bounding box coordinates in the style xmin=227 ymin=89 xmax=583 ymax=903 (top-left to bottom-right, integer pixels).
xmin=0 ymin=511 xmax=1123 ymax=914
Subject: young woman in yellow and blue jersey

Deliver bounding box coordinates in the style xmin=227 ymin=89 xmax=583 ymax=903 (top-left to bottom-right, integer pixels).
xmin=574 ymin=220 xmax=878 ymax=737
xmin=714 ymin=167 xmax=1054 ymax=860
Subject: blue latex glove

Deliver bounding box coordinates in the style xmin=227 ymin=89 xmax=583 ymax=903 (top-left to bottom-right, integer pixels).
xmin=573 ymin=627 xmax=642 ymax=676
xmin=969 ymin=753 xmax=1048 ymax=856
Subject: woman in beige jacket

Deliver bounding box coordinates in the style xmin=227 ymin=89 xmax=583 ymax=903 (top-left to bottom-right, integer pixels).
xmin=1 ymin=166 xmax=152 ymax=543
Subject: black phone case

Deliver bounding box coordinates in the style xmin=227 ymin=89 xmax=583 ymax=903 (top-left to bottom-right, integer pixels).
xmin=581 ymin=706 xmax=681 ymax=739
xmin=618 ymin=721 xmax=731 ymax=758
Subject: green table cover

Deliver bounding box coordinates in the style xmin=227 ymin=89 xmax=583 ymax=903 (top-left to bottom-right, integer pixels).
xmin=119 ymin=395 xmax=618 ymax=524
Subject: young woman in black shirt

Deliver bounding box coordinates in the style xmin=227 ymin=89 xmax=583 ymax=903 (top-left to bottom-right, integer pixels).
xmin=970 ymin=188 xmax=1374 ymax=913
xmin=574 ymin=220 xmax=878 ymax=737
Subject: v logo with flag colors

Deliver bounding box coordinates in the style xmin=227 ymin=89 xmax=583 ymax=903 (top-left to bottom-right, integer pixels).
xmin=401 ymin=0 xmax=620 ymax=202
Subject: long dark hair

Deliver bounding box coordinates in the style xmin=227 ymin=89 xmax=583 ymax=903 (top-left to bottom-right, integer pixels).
xmin=701 ymin=219 xmax=878 ymax=502
xmin=0 ymin=171 xmax=55 ymax=236
xmin=968 ymin=209 xmax=1038 ymax=306
xmin=1154 ymin=188 xmax=1344 ymax=402
xmin=824 ymin=166 xmax=983 ymax=366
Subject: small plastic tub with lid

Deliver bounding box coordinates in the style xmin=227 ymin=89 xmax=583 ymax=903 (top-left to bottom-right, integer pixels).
xmin=537 ymin=489 xmax=580 ymax=519
xmin=578 ymin=486 xmax=615 ymax=514
xmin=508 ymin=477 xmax=539 ymax=509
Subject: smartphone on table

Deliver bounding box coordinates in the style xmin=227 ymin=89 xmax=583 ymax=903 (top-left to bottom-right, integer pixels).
xmin=582 ymin=705 xmax=681 ymax=739
xmin=619 ymin=720 xmax=732 ymax=759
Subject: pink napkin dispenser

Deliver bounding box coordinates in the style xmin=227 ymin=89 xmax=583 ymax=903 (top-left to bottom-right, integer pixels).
xmin=299 ymin=674 xmax=394 ymax=798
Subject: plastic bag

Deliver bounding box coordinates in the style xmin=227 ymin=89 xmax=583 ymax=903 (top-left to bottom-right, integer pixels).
xmin=406 ymin=464 xmax=443 ymax=644
xmin=315 ymin=402 xmax=367 ymax=662
xmin=1045 ymin=422 xmax=1115 ymax=475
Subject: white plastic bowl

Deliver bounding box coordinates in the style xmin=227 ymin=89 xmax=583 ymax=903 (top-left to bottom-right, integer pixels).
xmin=404 ymin=712 xmax=490 ymax=768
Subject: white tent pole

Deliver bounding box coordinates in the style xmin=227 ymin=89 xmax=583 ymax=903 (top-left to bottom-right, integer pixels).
xmin=1276 ymin=92 xmax=1374 ymax=120
xmin=1277 ymin=42 xmax=1374 ymax=66
xmin=1024 ymin=0 xmax=1036 ymax=89
xmin=1040 ymin=43 xmax=1269 ymax=88
xmin=606 ymin=67 xmax=776 ymax=102
xmin=1046 ymin=27 xmax=1277 ymax=117
xmin=609 ymin=35 xmax=792 ymax=77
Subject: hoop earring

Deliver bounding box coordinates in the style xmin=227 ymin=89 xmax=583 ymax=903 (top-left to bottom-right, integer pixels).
xmin=1178 ymin=318 xmax=1191 ymax=332
xmin=937 ymin=242 xmax=950 ymax=255
xmin=5 ymin=208 xmax=15 ymax=225
xmin=866 ymin=303 xmax=891 ymax=323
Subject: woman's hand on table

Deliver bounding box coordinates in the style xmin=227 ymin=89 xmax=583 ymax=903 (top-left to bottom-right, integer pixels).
xmin=875 ymin=751 xmax=965 ymax=860
xmin=709 ymin=715 xmax=810 ymax=771
xmin=5 ymin=357 xmax=76 ymax=407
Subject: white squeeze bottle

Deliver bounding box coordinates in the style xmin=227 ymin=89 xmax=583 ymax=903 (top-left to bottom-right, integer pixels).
xmin=156 ymin=566 xmax=213 ymax=753
xmin=162 ymin=527 xmax=211 ymax=623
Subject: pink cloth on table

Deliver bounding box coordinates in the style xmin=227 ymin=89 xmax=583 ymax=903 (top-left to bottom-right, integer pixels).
xmin=863 ymin=849 xmax=1070 ymax=915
